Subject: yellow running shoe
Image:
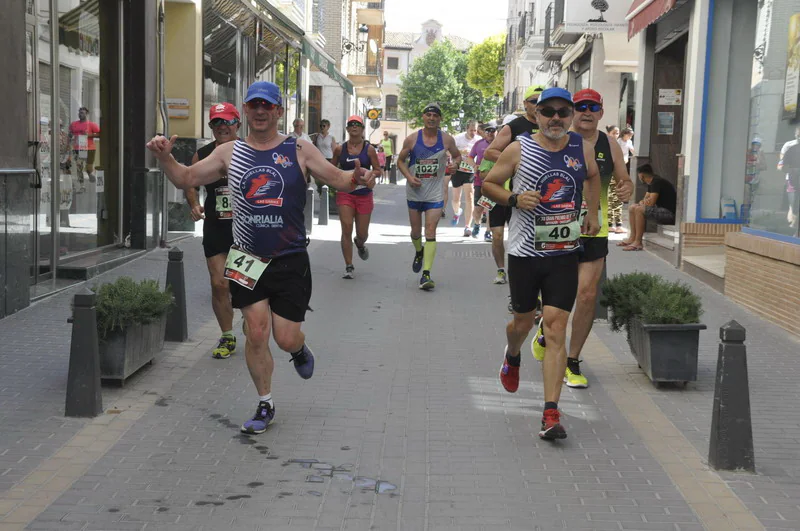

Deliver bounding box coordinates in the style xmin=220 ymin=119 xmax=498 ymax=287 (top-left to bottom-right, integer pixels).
xmin=564 ymin=362 xmax=588 ymax=388
xmin=531 ymin=320 xmax=546 ymax=361
xmin=212 ymin=334 xmax=236 ymax=359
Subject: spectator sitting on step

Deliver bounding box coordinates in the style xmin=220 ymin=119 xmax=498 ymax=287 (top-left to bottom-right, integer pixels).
xmin=618 ymin=163 xmax=676 ymax=251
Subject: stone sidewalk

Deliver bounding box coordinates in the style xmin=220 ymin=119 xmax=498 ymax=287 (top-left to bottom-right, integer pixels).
xmin=0 ymin=184 xmax=796 ymax=530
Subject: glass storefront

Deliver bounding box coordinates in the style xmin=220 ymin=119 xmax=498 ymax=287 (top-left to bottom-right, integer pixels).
xmin=746 ymin=0 xmax=800 ymax=239
xmin=26 ymin=0 xmax=117 ymax=284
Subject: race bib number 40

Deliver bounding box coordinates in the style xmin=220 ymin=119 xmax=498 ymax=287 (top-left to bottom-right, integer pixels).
xmin=534 ymin=212 xmax=581 ymax=252
xmin=415 ymin=159 xmax=439 ymax=179
xmin=224 ymin=247 xmax=270 ymax=290
xmin=216 ymin=186 xmax=233 ymax=219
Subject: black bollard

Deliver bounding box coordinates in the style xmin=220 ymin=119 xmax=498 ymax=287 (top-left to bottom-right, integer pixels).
xmin=319 ymin=185 xmax=329 ymax=226
xmin=304 ymin=186 xmax=314 ymax=234
xmin=708 ymin=320 xmax=755 ymax=472
xmin=165 ymin=247 xmax=188 ymax=342
xmin=65 ymin=289 xmax=103 ymax=417
xmin=594 ymin=262 xmax=608 ymax=321
xmin=389 ymin=165 xmax=397 ymax=184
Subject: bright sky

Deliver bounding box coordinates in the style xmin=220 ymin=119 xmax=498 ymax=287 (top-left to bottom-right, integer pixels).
xmin=384 ymin=0 xmax=508 ymax=44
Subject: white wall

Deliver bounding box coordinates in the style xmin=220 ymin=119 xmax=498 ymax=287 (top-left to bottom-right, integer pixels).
xmin=589 ymin=41 xmax=621 ymax=134
xmin=383 ymin=50 xmax=408 ymax=85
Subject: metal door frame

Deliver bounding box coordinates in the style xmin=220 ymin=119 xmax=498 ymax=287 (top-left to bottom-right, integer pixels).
xmin=25 ymin=10 xmax=46 ymax=284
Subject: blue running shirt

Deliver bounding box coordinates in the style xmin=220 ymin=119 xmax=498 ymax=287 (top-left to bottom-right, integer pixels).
xmin=226 ymin=138 xmax=307 ymax=259
xmin=508 ymin=132 xmax=587 ymax=258
xmin=406 ymin=130 xmax=448 ymax=204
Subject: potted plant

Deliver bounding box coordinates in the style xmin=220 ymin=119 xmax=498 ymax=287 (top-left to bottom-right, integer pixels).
xmin=601 ymin=272 xmax=706 ymax=386
xmin=93 ymin=277 xmax=174 ymax=383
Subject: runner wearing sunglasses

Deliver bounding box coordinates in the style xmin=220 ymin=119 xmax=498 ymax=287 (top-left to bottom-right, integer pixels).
xmin=146 ymin=81 xmax=373 ymax=435
xmin=332 ymin=115 xmax=382 ymax=279
xmin=530 ymin=89 xmax=633 ymax=389
xmin=396 ymin=102 xmax=461 ymax=290
xmin=482 ymin=87 xmax=601 ymax=440
xmin=185 ymin=102 xmax=241 ymax=359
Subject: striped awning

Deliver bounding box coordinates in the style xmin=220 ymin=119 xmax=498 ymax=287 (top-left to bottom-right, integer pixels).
xmin=58 ymin=0 xmax=100 ymax=56
xmin=626 ymin=0 xmax=677 ymax=40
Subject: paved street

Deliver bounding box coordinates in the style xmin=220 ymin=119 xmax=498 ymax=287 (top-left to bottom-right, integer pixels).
xmin=1 ymin=184 xmax=798 ymax=530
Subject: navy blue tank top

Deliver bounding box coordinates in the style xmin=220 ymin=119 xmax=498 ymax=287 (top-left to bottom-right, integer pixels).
xmin=338 ymin=141 xmax=372 ymax=196
xmin=226 ymin=138 xmax=307 ymax=259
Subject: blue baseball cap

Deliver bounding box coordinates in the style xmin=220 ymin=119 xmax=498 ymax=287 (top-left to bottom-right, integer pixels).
xmin=244 ymin=81 xmax=283 ymax=106
xmin=537 ymin=87 xmax=573 ymax=106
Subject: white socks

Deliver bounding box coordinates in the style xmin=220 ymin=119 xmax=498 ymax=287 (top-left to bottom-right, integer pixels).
xmin=259 ymin=394 xmax=273 ymax=407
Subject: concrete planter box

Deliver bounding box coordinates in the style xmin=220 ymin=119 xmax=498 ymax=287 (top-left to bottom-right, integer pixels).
xmin=627 ymin=318 xmax=707 ymax=386
xmin=99 ymin=315 xmax=167 ymax=383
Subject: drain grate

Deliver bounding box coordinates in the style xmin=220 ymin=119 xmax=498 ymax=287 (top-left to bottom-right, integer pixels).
xmin=446 ymin=250 xmax=493 ymax=259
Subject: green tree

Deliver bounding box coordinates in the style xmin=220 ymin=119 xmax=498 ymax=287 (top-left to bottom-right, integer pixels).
xmin=398 ymin=40 xmax=495 ymax=130
xmin=467 ymin=34 xmax=506 ymax=98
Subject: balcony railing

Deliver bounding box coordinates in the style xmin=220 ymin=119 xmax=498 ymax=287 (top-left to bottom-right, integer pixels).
xmin=366 ymin=0 xmax=385 ymax=9
xmin=385 ymin=109 xmax=398 ymax=121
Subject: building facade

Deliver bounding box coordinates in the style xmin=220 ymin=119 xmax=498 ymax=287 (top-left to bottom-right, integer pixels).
xmin=627 ymin=0 xmax=800 ymax=335
xmin=501 ymin=0 xmax=549 ymax=115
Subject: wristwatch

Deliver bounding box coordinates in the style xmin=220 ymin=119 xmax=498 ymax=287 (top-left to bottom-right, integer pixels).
xmin=508 ymin=193 xmax=519 ymax=208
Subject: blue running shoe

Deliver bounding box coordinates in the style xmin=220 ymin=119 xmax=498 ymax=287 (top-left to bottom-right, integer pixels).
xmin=484 ymin=231 xmax=493 ymax=242
xmin=419 ymin=271 xmax=435 ymax=290
xmin=412 ymin=251 xmax=424 ymax=273
xmin=290 ymin=344 xmax=315 ymax=380
xmin=241 ymin=401 xmax=275 ymax=434
xmin=471 ymin=224 xmax=480 ymax=238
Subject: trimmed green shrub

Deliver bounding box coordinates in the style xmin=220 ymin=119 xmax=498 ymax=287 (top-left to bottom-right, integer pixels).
xmin=93 ymin=277 xmax=174 ymax=339
xmin=601 ymin=272 xmax=703 ymax=334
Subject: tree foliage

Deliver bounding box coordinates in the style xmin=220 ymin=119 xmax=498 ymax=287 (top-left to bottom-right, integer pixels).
xmin=467 ymin=34 xmax=506 ymax=98
xmin=398 ymin=40 xmax=496 ymax=130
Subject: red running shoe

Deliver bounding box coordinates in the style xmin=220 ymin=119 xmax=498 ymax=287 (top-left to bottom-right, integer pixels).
xmin=538 ymin=409 xmax=567 ymax=440
xmin=499 ymin=349 xmax=520 ymax=393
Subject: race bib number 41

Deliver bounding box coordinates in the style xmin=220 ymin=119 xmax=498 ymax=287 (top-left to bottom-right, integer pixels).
xmin=415 ymin=159 xmax=439 ymax=179
xmin=224 ymin=247 xmax=270 ymax=290
xmin=216 ymin=186 xmax=233 ymax=219
xmin=534 ymin=212 xmax=581 ymax=252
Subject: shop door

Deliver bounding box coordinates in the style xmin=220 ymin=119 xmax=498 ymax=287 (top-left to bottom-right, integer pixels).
xmin=649 ymin=35 xmax=687 ymax=191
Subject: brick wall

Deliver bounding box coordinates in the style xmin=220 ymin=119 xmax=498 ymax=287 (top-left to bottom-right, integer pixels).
xmin=724 ymin=232 xmax=800 ymax=336
xmin=681 ymin=222 xmax=742 ymax=249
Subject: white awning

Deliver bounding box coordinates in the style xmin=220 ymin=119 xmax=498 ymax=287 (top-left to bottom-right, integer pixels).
xmin=560 ymin=35 xmax=589 ymax=69
xmin=602 ymin=32 xmax=639 ymax=73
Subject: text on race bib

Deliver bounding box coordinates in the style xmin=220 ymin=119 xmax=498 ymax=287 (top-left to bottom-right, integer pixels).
xmin=477 ymin=195 xmax=496 ymax=211
xmin=216 ymin=186 xmax=233 ymax=219
xmin=458 ymin=160 xmax=474 ymax=172
xmin=534 ymin=212 xmax=581 ymax=252
xmin=224 ymin=247 xmax=270 ymax=290
xmin=415 ymin=158 xmax=439 ymax=179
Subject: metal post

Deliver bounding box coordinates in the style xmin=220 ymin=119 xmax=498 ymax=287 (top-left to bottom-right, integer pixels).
xmin=708 ymin=320 xmax=755 ymax=472
xmin=165 ymin=247 xmax=188 ymax=342
xmin=594 ymin=262 xmax=608 ymax=321
xmin=319 ymin=185 xmax=329 ymax=225
xmin=304 ymin=186 xmax=314 ymax=234
xmin=65 ymin=290 xmax=103 ymax=417
xmin=49 ymin=0 xmax=60 ymax=285
xmin=121 ymin=0 xmax=130 ymax=246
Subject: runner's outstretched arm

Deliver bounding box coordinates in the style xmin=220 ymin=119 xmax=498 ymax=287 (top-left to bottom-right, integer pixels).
xmin=482 ymin=142 xmax=520 ymax=204
xmin=298 ymin=138 xmax=371 ymax=191
xmin=146 ymin=134 xmax=229 ymax=188
xmin=483 ymin=126 xmax=512 ymax=163
xmin=581 ymin=140 xmax=601 ymax=236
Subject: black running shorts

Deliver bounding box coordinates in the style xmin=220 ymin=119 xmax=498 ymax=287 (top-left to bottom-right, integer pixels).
xmin=228 ymin=251 xmax=312 ymax=323
xmin=451 ymin=170 xmax=474 ymax=188
xmin=508 ymin=253 xmax=579 ymax=314
xmin=489 ymin=204 xmax=512 ymax=228
xmin=578 ymin=237 xmax=609 ymax=263
xmin=202 ymin=221 xmax=235 ymax=258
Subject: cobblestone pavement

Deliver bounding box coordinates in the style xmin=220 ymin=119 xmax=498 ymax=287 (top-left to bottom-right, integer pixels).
xmin=0 ymin=184 xmax=796 ymax=530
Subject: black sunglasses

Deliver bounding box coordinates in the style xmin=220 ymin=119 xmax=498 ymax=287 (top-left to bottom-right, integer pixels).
xmin=209 ymin=118 xmax=239 ymax=128
xmin=246 ymin=99 xmax=277 ymax=110
xmin=538 ymin=106 xmax=574 ymax=118
xmin=484 ymin=128 xmax=497 ymax=133
xmin=575 ymin=102 xmax=603 ymax=113
xmin=525 ymin=98 xmax=539 ymax=104
xmin=347 ymin=120 xmax=364 ymax=128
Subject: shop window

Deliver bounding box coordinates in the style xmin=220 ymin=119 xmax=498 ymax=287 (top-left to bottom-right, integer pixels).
xmin=745 ymin=4 xmax=800 ymax=238
xmin=385 ymin=94 xmax=398 ymax=121
xmin=387 ymin=57 xmax=399 ymax=70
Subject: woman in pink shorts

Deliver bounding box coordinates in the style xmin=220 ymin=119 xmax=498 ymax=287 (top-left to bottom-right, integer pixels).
xmin=332 ymin=115 xmax=381 ymax=278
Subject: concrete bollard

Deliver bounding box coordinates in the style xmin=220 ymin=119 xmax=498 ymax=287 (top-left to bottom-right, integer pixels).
xmin=708 ymin=320 xmax=755 ymax=472
xmin=65 ymin=289 xmax=103 ymax=417
xmin=594 ymin=262 xmax=608 ymax=321
xmin=165 ymin=247 xmax=188 ymax=342
xmin=319 ymin=185 xmax=329 ymax=225
xmin=305 ymin=186 xmax=314 ymax=234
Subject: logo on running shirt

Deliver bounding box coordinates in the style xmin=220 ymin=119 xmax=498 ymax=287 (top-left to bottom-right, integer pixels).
xmin=564 ymin=155 xmax=583 ymax=171
xmin=272 ymin=152 xmax=293 ymax=168
xmin=240 ymin=166 xmax=285 ymax=207
xmin=538 ymin=170 xmax=577 ymax=210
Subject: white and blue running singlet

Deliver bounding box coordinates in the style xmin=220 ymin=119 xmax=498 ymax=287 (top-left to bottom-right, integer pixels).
xmin=407 ymin=130 xmax=448 ymax=204
xmin=226 ymin=138 xmax=307 ymax=259
xmin=508 ymin=131 xmax=587 ymax=258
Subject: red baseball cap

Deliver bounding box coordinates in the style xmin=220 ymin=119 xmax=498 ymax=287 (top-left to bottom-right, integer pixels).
xmin=573 ymin=89 xmax=603 ymax=105
xmin=209 ymin=102 xmax=240 ymax=121
xmin=347 ymin=115 xmax=364 ymax=126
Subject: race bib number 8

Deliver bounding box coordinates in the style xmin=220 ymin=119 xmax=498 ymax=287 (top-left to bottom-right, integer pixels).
xmin=534 ymin=212 xmax=581 ymax=251
xmin=224 ymin=247 xmax=270 ymax=290
xmin=415 ymin=159 xmax=439 ymax=179
xmin=216 ymin=186 xmax=233 ymax=219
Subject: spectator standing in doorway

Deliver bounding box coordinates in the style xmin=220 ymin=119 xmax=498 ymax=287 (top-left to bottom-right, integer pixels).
xmin=380 ymin=131 xmax=394 ymax=183
xmin=314 ymin=119 xmax=337 ymax=163
xmin=290 ymin=118 xmax=312 ymax=143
